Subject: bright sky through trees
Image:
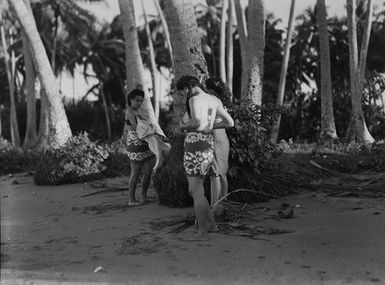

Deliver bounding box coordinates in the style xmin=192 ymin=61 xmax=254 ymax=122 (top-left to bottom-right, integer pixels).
xmin=66 ymin=0 xmax=384 ymax=101
xmin=84 ymin=0 xmax=384 ymax=27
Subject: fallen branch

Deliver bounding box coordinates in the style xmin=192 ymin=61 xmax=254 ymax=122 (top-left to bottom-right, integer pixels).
xmin=212 ymin=188 xmax=280 ymax=209
xmin=81 ymin=183 xmax=127 ymax=198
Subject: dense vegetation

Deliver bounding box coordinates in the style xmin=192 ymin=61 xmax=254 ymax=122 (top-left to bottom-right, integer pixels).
xmin=1 ymin=0 xmax=384 ymax=207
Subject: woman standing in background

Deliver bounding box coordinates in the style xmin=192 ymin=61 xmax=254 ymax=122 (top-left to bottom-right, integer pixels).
xmin=205 ymin=78 xmax=233 ymax=216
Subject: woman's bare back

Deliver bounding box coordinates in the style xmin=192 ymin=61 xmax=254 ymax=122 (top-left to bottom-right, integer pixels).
xmin=189 ymin=91 xmax=220 ymax=132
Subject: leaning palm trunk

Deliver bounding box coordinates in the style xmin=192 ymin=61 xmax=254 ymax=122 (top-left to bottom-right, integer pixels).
xmin=346 ymin=0 xmax=374 ymax=143
xmin=1 ymin=23 xmax=20 ymax=146
xmin=8 ymin=0 xmax=72 ymax=148
xmin=270 ymin=0 xmax=296 ymax=143
xmin=164 ymin=0 xmax=209 ymax=132
xmin=317 ymin=0 xmax=337 ymax=141
xmin=118 ymin=0 xmax=158 ymax=126
xmin=22 ymin=31 xmax=37 ymax=149
xmin=36 ymin=90 xmax=49 ymax=148
xmin=226 ymin=0 xmax=234 ymax=94
xmin=142 ymin=1 xmax=160 ymax=121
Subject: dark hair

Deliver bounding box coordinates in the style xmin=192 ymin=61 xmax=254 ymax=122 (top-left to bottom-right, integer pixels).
xmin=127 ymin=89 xmax=145 ymax=106
xmin=176 ymin=75 xmax=204 ymax=116
xmin=176 ymin=75 xmax=203 ymax=92
xmin=205 ymin=77 xmax=233 ymax=108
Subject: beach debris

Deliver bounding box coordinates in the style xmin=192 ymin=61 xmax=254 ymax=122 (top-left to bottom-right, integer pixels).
xmin=116 ymin=235 xmax=167 ymax=255
xmin=93 ymin=266 xmax=103 ymax=273
xmin=148 ymin=200 xmax=292 ymax=239
xmin=309 ymin=160 xmax=385 ymax=198
xmin=80 ymin=181 xmax=128 ymax=198
xmin=278 ymin=203 xmax=294 ymax=219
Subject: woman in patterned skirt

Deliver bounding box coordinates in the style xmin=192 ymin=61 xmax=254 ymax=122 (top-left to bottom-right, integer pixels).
xmin=205 ymin=78 xmax=233 ymax=216
xmin=122 ymin=89 xmax=155 ymax=206
xmin=177 ymin=76 xmax=234 ymax=240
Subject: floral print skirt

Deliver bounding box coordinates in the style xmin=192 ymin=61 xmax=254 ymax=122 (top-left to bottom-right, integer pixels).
xmin=121 ymin=124 xmax=154 ymax=163
xmin=183 ymin=131 xmax=214 ymax=177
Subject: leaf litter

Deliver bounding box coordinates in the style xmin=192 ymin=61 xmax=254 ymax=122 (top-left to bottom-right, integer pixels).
xmin=147 ymin=200 xmax=293 ymax=239
xmin=309 ymin=160 xmax=385 ymax=198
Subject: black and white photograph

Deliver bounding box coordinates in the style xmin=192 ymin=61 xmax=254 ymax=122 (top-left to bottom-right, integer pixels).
xmin=1 ymin=0 xmax=384 ymax=284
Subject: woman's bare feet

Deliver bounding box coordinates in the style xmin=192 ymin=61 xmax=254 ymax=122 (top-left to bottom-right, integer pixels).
xmin=128 ymin=200 xmax=142 ymax=206
xmin=207 ymin=222 xmax=219 ymax=233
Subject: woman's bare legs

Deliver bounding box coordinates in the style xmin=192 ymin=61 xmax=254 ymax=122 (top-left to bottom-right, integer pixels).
xmin=210 ymin=175 xmax=221 ymax=206
xmin=188 ymin=176 xmax=218 ymax=239
xmin=220 ymin=175 xmax=228 ymax=199
xmin=141 ymin=158 xmax=155 ymax=200
xmin=128 ymin=161 xmax=142 ymax=205
xmin=210 ymin=174 xmax=227 ymax=216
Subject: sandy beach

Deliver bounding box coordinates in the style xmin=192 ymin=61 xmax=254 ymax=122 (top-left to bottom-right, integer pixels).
xmin=1 ymin=172 xmax=384 ymax=285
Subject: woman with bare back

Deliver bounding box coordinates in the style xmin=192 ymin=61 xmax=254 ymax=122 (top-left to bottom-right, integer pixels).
xmin=176 ymin=75 xmax=234 ymax=240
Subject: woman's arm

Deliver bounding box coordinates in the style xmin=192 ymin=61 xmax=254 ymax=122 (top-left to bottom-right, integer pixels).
xmin=125 ymin=108 xmax=138 ymax=129
xmin=214 ymin=104 xmax=234 ymax=129
xmin=179 ymin=98 xmax=202 ymax=131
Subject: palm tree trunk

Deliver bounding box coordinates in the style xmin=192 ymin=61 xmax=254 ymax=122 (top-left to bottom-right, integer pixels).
xmin=154 ymin=0 xmax=174 ymax=71
xmin=51 ymin=14 xmax=58 ymax=74
xmin=118 ymin=0 xmax=159 ymax=127
xmin=346 ymin=0 xmax=374 ymax=143
xmin=8 ymin=0 xmax=72 ymax=148
xmin=36 ymin=90 xmax=49 ymax=148
xmin=164 ymin=0 xmax=209 ymax=81
xmin=226 ymin=0 xmax=234 ymax=94
xmin=219 ymin=0 xmax=228 ymax=82
xmin=270 ymin=0 xmax=296 ymax=143
xmin=100 ymin=83 xmax=111 ymax=140
xmin=234 ymin=0 xmax=248 ymax=98
xmin=317 ymin=0 xmax=337 ymax=141
xmin=244 ymin=0 xmax=265 ymax=106
xmin=142 ymin=1 xmax=160 ymax=121
xmin=22 ymin=32 xmax=37 ymax=149
xmin=164 ymin=0 xmax=209 ymax=132
xmin=1 ymin=23 xmax=20 ymax=146
xmin=0 ymin=107 xmax=2 ymax=137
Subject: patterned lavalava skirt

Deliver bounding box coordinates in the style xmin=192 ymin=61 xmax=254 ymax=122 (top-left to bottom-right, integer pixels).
xmin=121 ymin=124 xmax=154 ymax=163
xmin=183 ymin=132 xmax=214 ymax=177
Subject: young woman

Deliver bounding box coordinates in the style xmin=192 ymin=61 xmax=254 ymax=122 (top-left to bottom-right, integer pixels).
xmin=177 ymin=75 xmax=234 ymax=240
xmin=205 ymin=78 xmax=233 ymax=216
xmin=123 ymin=89 xmax=155 ymax=206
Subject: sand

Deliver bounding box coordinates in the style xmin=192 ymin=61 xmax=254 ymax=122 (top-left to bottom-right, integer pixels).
xmin=1 ymin=172 xmax=384 ymax=285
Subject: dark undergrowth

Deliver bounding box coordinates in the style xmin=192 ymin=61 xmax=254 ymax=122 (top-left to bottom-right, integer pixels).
xmin=1 ymin=135 xmax=384 ymax=204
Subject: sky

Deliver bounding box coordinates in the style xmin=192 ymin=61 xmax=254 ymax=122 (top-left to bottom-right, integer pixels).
xmin=84 ymin=0 xmax=385 ymax=27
